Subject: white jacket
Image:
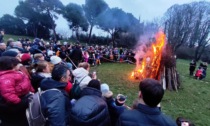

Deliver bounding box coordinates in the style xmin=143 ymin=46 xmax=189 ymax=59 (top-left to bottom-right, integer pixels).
xmin=72 ymin=68 xmax=92 ymax=90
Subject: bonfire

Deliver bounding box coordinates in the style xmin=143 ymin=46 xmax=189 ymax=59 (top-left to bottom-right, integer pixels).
xmin=131 ymin=31 xmax=180 ymax=91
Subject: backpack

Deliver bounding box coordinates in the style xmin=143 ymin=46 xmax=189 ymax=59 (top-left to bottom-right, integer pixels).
xmin=70 ymin=76 xmax=87 ymax=99
xmin=26 ymin=88 xmax=61 ymax=126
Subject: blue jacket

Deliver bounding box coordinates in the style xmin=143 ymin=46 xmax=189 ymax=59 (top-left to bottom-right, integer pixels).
xmin=69 ymin=87 xmax=111 ymax=126
xmin=105 ymin=97 xmax=127 ymax=126
xmin=116 ymin=103 xmax=176 ymax=126
xmin=40 ymin=78 xmax=70 ymax=126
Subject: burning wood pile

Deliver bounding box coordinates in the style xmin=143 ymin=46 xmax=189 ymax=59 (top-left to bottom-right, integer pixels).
xmin=131 ymin=31 xmax=180 ymax=91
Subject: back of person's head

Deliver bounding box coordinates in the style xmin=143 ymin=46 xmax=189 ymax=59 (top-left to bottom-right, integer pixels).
xmin=78 ymin=62 xmax=90 ymax=70
xmin=52 ymin=64 xmax=69 ymax=81
xmin=139 ymin=78 xmax=164 ymax=107
xmin=2 ymin=50 xmax=18 ymax=57
xmin=176 ymin=117 xmax=195 ymax=126
xmin=21 ymin=53 xmax=31 ymax=65
xmin=34 ymin=53 xmax=43 ymax=60
xmin=115 ymin=94 xmax=127 ymax=106
xmin=34 ymin=60 xmax=49 ymax=73
xmin=50 ymin=55 xmax=62 ymax=65
xmin=0 ymin=56 xmax=20 ymax=71
xmin=88 ymin=79 xmax=101 ymax=90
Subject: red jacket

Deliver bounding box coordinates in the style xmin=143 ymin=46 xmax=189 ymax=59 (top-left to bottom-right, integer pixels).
xmin=0 ymin=70 xmax=34 ymax=104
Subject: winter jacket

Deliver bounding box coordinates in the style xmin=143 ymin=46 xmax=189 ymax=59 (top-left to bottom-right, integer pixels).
xmin=0 ymin=70 xmax=34 ymax=104
xmin=116 ymin=103 xmax=176 ymax=126
xmin=72 ymin=68 xmax=92 ymax=90
xmin=40 ymin=78 xmax=70 ymax=126
xmin=105 ymin=97 xmax=127 ymax=126
xmin=69 ymin=87 xmax=111 ymax=126
xmin=31 ymin=72 xmax=51 ymax=92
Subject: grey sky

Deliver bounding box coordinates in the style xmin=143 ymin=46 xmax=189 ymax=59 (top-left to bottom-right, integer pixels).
xmin=0 ymin=0 xmax=209 ymax=36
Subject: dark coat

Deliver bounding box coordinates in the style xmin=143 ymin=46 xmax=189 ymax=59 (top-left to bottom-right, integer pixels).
xmin=105 ymin=97 xmax=126 ymax=126
xmin=40 ymin=78 xmax=70 ymax=126
xmin=69 ymin=87 xmax=111 ymax=126
xmin=0 ymin=95 xmax=30 ymax=126
xmin=70 ymin=47 xmax=82 ymax=61
xmin=116 ymin=103 xmax=176 ymax=126
xmin=31 ymin=73 xmax=45 ymax=92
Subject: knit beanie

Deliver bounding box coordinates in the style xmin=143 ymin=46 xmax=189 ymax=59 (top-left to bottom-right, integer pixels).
xmin=101 ymin=83 xmax=110 ymax=94
xmin=50 ymin=56 xmax=62 ymax=65
xmin=2 ymin=51 xmax=18 ymax=57
xmin=21 ymin=53 xmax=31 ymax=63
xmin=101 ymin=83 xmax=113 ymax=97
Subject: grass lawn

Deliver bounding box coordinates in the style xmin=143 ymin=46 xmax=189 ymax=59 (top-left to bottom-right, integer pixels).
xmin=92 ymin=59 xmax=210 ymax=126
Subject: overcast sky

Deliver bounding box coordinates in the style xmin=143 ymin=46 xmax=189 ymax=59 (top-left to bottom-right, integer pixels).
xmin=0 ymin=0 xmax=209 ymax=36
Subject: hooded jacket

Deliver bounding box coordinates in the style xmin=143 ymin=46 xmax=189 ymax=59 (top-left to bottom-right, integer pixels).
xmin=40 ymin=78 xmax=70 ymax=126
xmin=0 ymin=70 xmax=34 ymax=104
xmin=72 ymin=68 xmax=92 ymax=90
xmin=69 ymin=87 xmax=111 ymax=126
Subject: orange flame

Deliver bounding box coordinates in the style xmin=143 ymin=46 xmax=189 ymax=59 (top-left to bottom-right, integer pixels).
xmin=131 ymin=31 xmax=166 ymax=81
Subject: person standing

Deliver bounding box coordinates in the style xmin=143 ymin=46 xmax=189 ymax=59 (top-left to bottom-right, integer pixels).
xmin=40 ymin=64 xmax=71 ymax=126
xmin=0 ymin=43 xmax=6 ymax=56
xmin=116 ymin=78 xmax=176 ymax=126
xmin=189 ymin=60 xmax=196 ymax=76
xmin=69 ymin=79 xmax=111 ymax=126
xmin=70 ymin=44 xmax=82 ymax=69
xmin=0 ymin=30 xmax=4 ymax=43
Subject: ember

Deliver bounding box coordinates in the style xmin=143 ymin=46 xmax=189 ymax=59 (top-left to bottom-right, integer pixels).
xmin=131 ymin=31 xmax=166 ymax=81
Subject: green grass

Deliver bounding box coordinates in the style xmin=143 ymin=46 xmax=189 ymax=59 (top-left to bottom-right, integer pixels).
xmin=92 ymin=60 xmax=210 ymax=126
xmin=4 ymin=34 xmax=34 ymax=41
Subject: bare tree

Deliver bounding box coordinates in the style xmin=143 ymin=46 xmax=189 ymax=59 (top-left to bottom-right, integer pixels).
xmin=163 ymin=4 xmax=193 ymax=52
xmin=163 ymin=1 xmax=210 ymax=61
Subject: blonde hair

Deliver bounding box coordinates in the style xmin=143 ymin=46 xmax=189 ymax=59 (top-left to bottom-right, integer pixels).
xmin=34 ymin=60 xmax=48 ymax=72
xmin=34 ymin=53 xmax=43 ymax=60
xmin=78 ymin=62 xmax=90 ymax=70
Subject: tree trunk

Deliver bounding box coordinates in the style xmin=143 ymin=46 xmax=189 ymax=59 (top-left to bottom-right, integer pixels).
xmin=167 ymin=68 xmax=173 ymax=91
xmin=52 ymin=23 xmax=57 ymax=41
xmin=76 ymin=28 xmax=79 ymax=41
xmin=88 ymin=25 xmax=93 ymax=43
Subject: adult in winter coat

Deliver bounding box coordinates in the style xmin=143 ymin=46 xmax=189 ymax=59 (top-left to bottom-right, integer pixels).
xmin=116 ymin=78 xmax=176 ymax=126
xmin=70 ymin=45 xmax=82 ymax=69
xmin=69 ymin=79 xmax=111 ymax=126
xmin=72 ymin=67 xmax=92 ymax=90
xmin=40 ymin=64 xmax=70 ymax=126
xmin=0 ymin=56 xmax=34 ymax=126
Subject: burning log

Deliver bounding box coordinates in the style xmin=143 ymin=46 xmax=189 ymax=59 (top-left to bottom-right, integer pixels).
xmin=131 ymin=31 xmax=180 ymax=91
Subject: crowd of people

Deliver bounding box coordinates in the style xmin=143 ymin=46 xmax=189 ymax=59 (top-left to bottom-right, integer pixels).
xmin=0 ymin=37 xmax=194 ymax=126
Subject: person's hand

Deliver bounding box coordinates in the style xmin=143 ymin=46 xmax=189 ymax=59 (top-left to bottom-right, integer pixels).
xmin=92 ymin=71 xmax=97 ymax=79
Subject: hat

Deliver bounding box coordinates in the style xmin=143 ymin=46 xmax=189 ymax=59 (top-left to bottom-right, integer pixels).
xmin=101 ymin=83 xmax=110 ymax=94
xmin=116 ymin=94 xmax=127 ymax=104
xmin=47 ymin=50 xmax=54 ymax=56
xmin=50 ymin=56 xmax=62 ymax=65
xmin=21 ymin=53 xmax=31 ymax=63
xmin=101 ymin=83 xmax=113 ymax=97
xmin=34 ymin=38 xmax=40 ymax=44
xmin=2 ymin=51 xmax=18 ymax=57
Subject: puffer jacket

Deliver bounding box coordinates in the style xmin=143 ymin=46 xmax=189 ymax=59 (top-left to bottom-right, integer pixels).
xmin=116 ymin=103 xmax=177 ymax=126
xmin=0 ymin=70 xmax=34 ymax=104
xmin=40 ymin=78 xmax=70 ymax=126
xmin=72 ymin=68 xmax=92 ymax=89
xmin=69 ymin=87 xmax=111 ymax=126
